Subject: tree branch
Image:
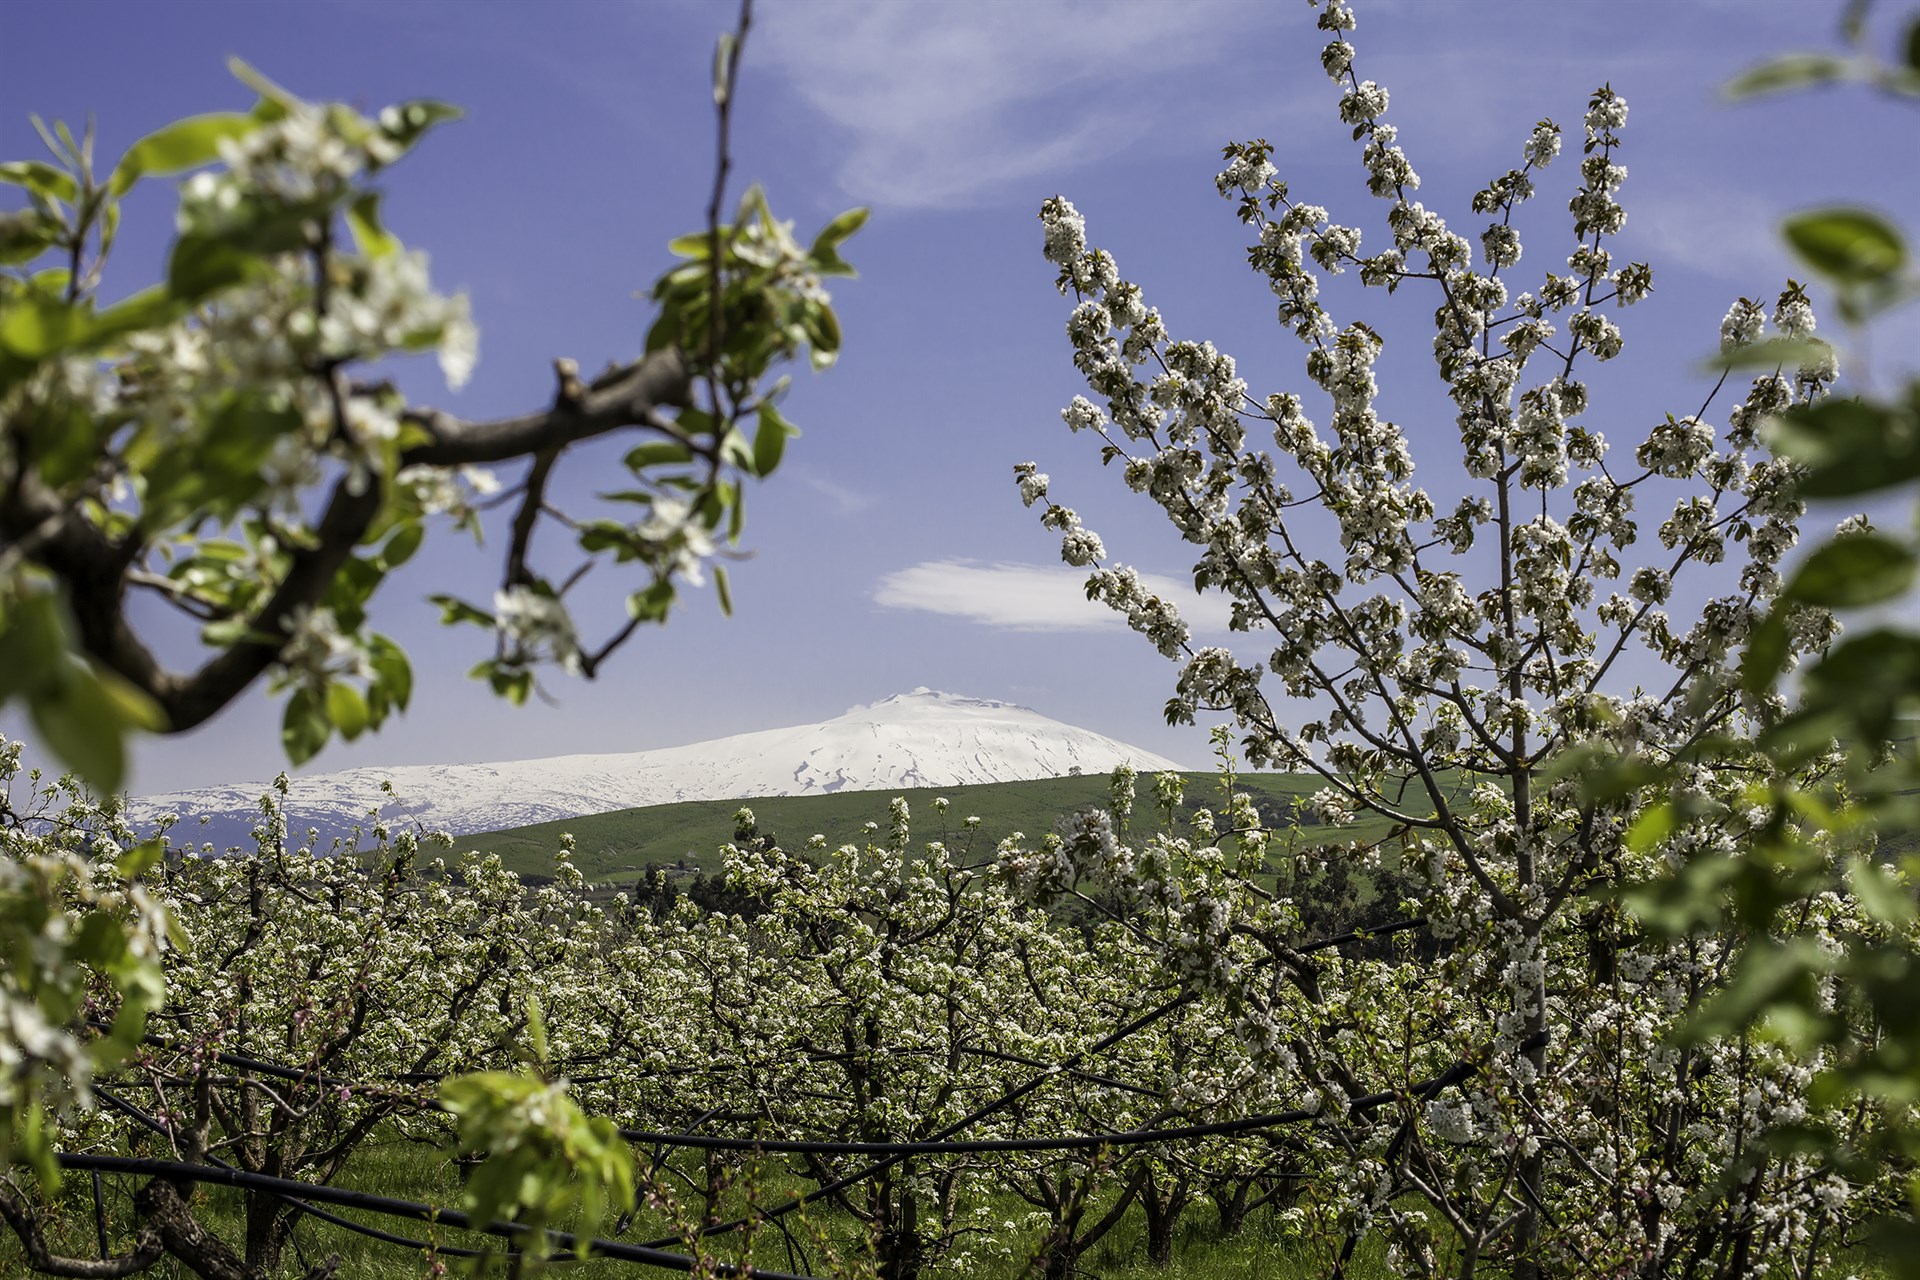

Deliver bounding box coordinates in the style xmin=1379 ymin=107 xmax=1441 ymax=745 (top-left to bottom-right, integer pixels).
xmin=131 ymin=1180 xmax=249 ymax=1280
xmin=0 ymin=1182 xmax=164 ymax=1279
xmin=3 ymin=345 xmax=695 ymax=737
xmin=400 ymin=347 xmax=691 ymax=467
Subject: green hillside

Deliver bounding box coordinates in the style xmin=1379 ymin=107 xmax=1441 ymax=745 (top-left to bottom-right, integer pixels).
xmin=454 ymin=771 xmax=1430 ymax=883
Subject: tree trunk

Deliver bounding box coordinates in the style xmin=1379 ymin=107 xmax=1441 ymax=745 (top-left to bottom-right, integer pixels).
xmin=1211 ymin=1177 xmax=1251 ymax=1237
xmin=1138 ymin=1167 xmax=1189 ymax=1267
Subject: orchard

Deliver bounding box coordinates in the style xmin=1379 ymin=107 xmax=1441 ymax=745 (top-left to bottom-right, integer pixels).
xmin=4 ymin=1 xmax=1920 ymax=1277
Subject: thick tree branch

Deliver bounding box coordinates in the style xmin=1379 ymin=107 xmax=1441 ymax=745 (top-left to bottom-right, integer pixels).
xmin=131 ymin=1180 xmax=249 ymax=1280
xmin=400 ymin=346 xmax=691 ymax=467
xmin=1 ymin=346 xmax=695 ymax=737
xmin=0 ymin=1183 xmax=164 ymax=1279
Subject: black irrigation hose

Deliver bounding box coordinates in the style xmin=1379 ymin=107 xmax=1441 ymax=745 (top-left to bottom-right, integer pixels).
xmin=93 ymin=1084 xmax=495 ymax=1263
xmin=126 ymin=1026 xmax=441 ymax=1090
xmin=644 ymin=988 xmax=1200 ymax=1247
xmin=59 ymin=1154 xmax=821 ymax=1280
xmin=86 ymin=910 xmax=1434 ymax=1259
xmin=613 ymin=1026 xmax=1534 ymax=1158
xmin=618 ymin=1104 xmax=1347 ymax=1155
xmin=1296 ymin=913 xmax=1427 ymax=953
xmin=957 ymin=1044 xmax=1162 ymax=1097
xmin=648 ymin=1013 xmax=1538 ymax=1251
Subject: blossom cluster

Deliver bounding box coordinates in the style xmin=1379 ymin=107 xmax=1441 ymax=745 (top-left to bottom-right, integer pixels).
xmin=1009 ymin=0 xmax=1868 ymax=1271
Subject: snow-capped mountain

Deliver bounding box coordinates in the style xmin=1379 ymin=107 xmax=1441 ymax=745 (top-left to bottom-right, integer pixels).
xmin=129 ymin=689 xmax=1189 ymax=846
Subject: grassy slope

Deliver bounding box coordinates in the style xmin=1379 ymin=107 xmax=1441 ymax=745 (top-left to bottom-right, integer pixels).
xmin=451 ymin=772 xmax=1419 ymax=883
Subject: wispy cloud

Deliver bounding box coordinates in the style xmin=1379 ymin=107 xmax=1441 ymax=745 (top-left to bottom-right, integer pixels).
xmin=1619 ymin=181 xmax=1795 ymax=287
xmin=754 ymin=0 xmax=1259 ymax=209
xmin=874 ymin=559 xmax=1232 ymax=633
xmin=789 ymin=464 xmax=876 ymax=516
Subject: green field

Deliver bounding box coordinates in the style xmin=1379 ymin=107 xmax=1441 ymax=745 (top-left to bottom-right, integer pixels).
xmin=28 ymin=1139 xmax=1891 ymax=1280
xmin=451 ymin=771 xmax=1420 ymax=884
xmin=25 ymin=1137 xmax=1405 ymax=1280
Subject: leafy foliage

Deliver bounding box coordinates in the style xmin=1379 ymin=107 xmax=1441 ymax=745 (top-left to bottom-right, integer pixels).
xmin=1626 ymin=5 xmax=1920 ymax=1267
xmin=0 ymin=52 xmax=862 ymax=785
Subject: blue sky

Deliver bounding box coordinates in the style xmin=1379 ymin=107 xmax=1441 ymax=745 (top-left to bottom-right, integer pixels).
xmin=4 ymin=0 xmax=1917 ymax=794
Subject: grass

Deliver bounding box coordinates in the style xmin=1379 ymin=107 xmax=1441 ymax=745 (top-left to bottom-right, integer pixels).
xmin=35 ymin=1136 xmax=1407 ymax=1279
xmin=29 ymin=1137 xmax=1895 ymax=1278
xmin=452 ymin=771 xmax=1423 ymax=884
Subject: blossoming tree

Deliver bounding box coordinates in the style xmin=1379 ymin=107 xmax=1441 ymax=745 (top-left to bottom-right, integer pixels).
xmin=0 ymin=26 xmax=861 ymax=794
xmin=0 ymin=4 xmax=865 ymax=1266
xmin=1005 ymin=1 xmax=1884 ymax=1274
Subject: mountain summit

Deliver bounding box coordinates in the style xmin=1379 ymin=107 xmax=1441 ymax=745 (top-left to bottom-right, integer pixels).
xmin=130 ymin=689 xmax=1188 ymax=844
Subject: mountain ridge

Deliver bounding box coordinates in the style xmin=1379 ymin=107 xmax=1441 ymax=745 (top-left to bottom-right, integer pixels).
xmin=129 ymin=688 xmax=1189 ymax=846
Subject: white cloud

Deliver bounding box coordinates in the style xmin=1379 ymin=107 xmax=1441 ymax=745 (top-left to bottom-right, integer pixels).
xmin=789 ymin=464 xmax=877 ymax=516
xmin=754 ymin=0 xmax=1257 ymax=208
xmin=874 ymin=559 xmax=1233 ymax=633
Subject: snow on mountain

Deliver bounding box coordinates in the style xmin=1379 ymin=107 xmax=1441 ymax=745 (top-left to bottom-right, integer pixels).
xmin=129 ymin=689 xmax=1189 ymax=845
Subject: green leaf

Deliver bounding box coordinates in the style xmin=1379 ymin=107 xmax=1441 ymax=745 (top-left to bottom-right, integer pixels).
xmin=809 ymin=207 xmax=869 ymax=274
xmin=0 ymin=160 xmax=78 ymax=204
xmin=117 ymin=838 xmax=165 ymax=880
xmin=108 ymin=112 xmax=256 ymax=197
xmin=805 ymin=304 xmax=842 ymax=370
xmin=88 ymin=286 xmax=186 ymax=347
xmin=166 ymin=193 xmax=323 ymax=302
xmin=665 ymin=232 xmax=713 ymax=260
xmin=1905 ymin=14 xmax=1920 ymax=73
xmin=1848 ymin=857 xmax=1915 ymax=926
xmin=380 ymin=521 xmax=424 ymax=570
xmin=753 ymin=401 xmax=796 ymax=477
xmin=228 ymin=58 xmax=301 ymax=120
xmin=367 ymin=635 xmax=413 ymax=713
xmin=17 ymin=1103 xmax=59 ymax=1193
xmin=1783 ymin=533 xmax=1917 ymax=608
xmin=72 ymin=911 xmax=129 ymax=967
xmin=96 ymin=665 xmax=167 ymax=734
xmin=282 ymin=686 xmax=331 ymax=764
xmin=27 ymin=660 xmax=160 ymax=794
xmin=345 ymin=192 xmax=398 ymax=258
xmin=718 ymin=426 xmax=754 ymax=471
xmin=624 ymin=440 xmax=693 ymax=471
xmin=1764 ymin=397 xmax=1920 ymax=499
xmin=1783 ymin=208 xmax=1907 ymax=284
xmin=714 ymin=32 xmax=737 ymax=106
xmin=627 ymin=581 xmax=675 ymax=623
xmin=21 ymin=397 xmax=97 ymax=491
xmin=1625 ymin=801 xmax=1676 ymax=856
xmin=431 ymin=594 xmax=494 ymax=628
xmin=0 ymin=595 xmax=74 ymax=703
xmin=525 ymin=992 xmax=549 ymax=1065
xmin=495 ymin=668 xmax=532 ymax=706
xmin=0 ymin=294 xmax=88 ymax=359
xmin=1778 ymin=628 xmax=1920 ymax=749
xmin=1684 ymin=939 xmax=1828 ymax=1041
xmin=1741 ymin=608 xmax=1791 ymax=698
xmin=1724 ymin=53 xmax=1852 ymax=100
xmin=0 ymin=210 xmax=58 ymax=266
xmin=326 ymin=681 xmax=370 ymax=740
xmin=714 ymin=564 xmax=733 ymax=617
xmin=374 ymin=100 xmax=462 ymax=161
xmin=137 ymin=395 xmax=296 ymax=526
xmin=166 ymin=231 xmax=262 ymax=300
xmin=1555 ymin=744 xmax=1667 ymax=803
xmin=1704 ymin=336 xmax=1831 ymax=373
